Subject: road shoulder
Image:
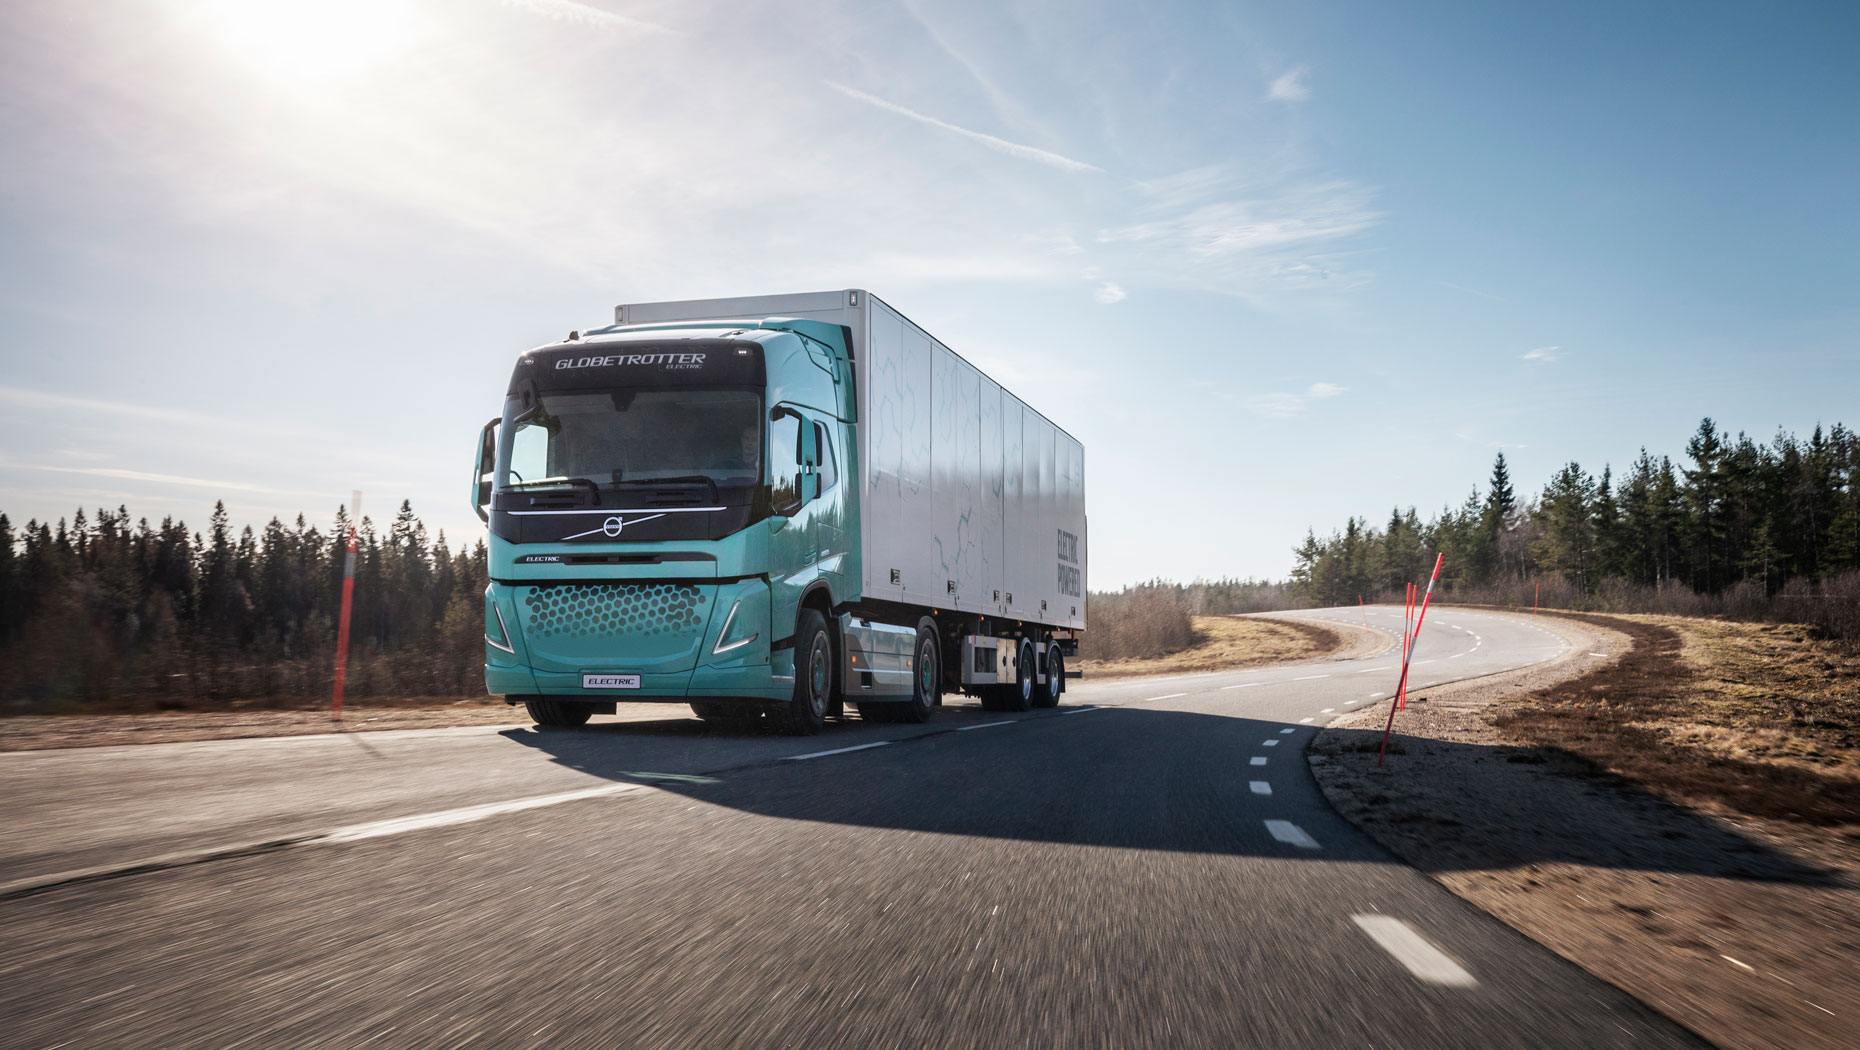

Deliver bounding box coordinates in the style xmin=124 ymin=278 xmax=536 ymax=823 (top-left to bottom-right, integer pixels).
xmin=1308 ymin=607 xmax=1860 ymax=1050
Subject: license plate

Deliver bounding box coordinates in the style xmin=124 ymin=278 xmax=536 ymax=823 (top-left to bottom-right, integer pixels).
xmin=582 ymin=674 xmax=641 ymax=689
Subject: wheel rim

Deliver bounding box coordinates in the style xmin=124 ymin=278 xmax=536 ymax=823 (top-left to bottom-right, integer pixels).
xmin=808 ymin=639 xmax=829 ymax=716
xmin=1020 ymin=648 xmax=1034 ymax=701
xmin=919 ymin=640 xmax=934 ymax=695
xmin=1049 ymin=650 xmax=1062 ymax=698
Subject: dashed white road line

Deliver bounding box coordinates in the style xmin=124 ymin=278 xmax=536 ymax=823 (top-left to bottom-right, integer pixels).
xmin=1321 ymin=708 xmax=1335 ymax=714
xmin=786 ymin=741 xmax=893 ymax=761
xmin=1262 ymin=739 xmax=1280 ymax=747
xmin=1143 ymin=692 xmax=1188 ymax=702
xmin=1354 ymin=667 xmax=1389 ymax=674
xmin=1292 ymin=675 xmax=1330 ymax=681
xmin=957 ymin=721 xmax=1017 ymax=731
xmin=1264 ymin=820 xmax=1320 ymax=849
xmin=1250 ymin=756 xmax=1269 ymax=766
xmin=1299 ymin=717 xmax=1314 ymax=724
xmin=324 ymin=784 xmax=643 ymax=843
xmin=1060 ymin=706 xmax=1100 ymax=715
xmin=1351 ymin=914 xmax=1479 ymax=988
xmin=1279 ymin=727 xmax=1295 ymax=734
xmin=1222 ymin=683 xmax=1263 ymax=690
xmin=1249 ymin=781 xmax=1272 ymax=796
xmin=1369 ymin=692 xmax=1385 ymax=698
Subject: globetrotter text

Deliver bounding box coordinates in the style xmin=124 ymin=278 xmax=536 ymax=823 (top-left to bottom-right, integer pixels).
xmin=555 ymin=353 xmax=707 ymax=369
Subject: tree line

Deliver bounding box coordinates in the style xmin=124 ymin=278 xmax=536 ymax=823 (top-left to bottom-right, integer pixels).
xmin=0 ymin=500 xmax=490 ymax=713
xmin=1289 ymin=419 xmax=1860 ymax=642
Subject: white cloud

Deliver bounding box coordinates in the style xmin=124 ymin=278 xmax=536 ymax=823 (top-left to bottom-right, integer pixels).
xmin=1246 ymin=382 xmax=1346 ymax=418
xmin=1093 ymin=281 xmax=1126 ymax=304
xmin=1521 ymin=345 xmax=1562 ymax=363
xmin=824 ymin=81 xmax=1104 ymax=174
xmin=18 ymin=464 xmax=329 ymax=498
xmin=1268 ymin=67 xmax=1310 ymax=103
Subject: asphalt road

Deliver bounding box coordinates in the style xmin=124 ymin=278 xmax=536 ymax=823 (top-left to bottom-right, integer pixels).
xmin=0 ymin=606 xmax=1705 ymax=1049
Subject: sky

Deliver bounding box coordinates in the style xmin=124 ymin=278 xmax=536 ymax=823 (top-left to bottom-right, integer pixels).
xmin=1 ymin=0 xmax=1855 ymax=589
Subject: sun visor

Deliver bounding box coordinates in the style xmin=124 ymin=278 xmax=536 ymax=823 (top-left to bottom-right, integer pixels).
xmin=511 ymin=340 xmax=765 ymax=394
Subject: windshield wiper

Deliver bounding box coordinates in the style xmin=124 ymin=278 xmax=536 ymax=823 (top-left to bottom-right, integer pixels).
xmin=509 ymin=477 xmax=601 ymax=507
xmin=613 ymin=475 xmax=718 ymax=486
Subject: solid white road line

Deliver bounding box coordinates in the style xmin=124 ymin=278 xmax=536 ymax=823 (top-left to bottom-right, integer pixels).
xmin=1250 ymin=756 xmax=1268 ymax=766
xmin=785 ymin=741 xmax=893 ymax=761
xmin=1351 ymin=914 xmax=1479 ymax=988
xmin=1249 ymin=781 xmax=1272 ymax=795
xmin=1144 ymin=692 xmax=1188 ymax=702
xmin=1264 ymin=820 xmax=1319 ymax=849
xmin=1222 ymin=683 xmax=1263 ymax=690
xmin=323 ymin=784 xmax=643 ymax=843
xmin=1292 ymin=675 xmax=1329 ymax=681
xmin=957 ymin=721 xmax=1017 ymax=731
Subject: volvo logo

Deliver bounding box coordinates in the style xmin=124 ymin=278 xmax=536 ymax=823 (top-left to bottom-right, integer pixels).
xmin=602 ymin=516 xmax=625 ymax=537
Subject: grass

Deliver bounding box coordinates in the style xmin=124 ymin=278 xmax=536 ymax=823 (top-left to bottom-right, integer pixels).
xmin=1495 ymin=612 xmax=1860 ymax=826
xmin=1077 ymin=615 xmax=1342 ymax=678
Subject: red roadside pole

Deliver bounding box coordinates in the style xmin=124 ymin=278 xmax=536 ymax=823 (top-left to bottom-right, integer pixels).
xmin=332 ymin=491 xmax=361 ymax=722
xmin=1534 ymin=581 xmax=1540 ymax=617
xmin=1380 ymin=553 xmax=1444 ymax=765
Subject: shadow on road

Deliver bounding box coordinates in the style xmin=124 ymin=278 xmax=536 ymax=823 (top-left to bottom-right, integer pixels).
xmin=492 ymin=701 xmax=1843 ymax=885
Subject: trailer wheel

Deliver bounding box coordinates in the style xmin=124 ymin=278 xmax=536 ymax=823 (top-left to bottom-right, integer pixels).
xmin=773 ymin=609 xmax=831 ymax=736
xmin=891 ymin=621 xmax=940 ymax=723
xmin=1033 ymin=644 xmax=1063 ymax=708
xmin=525 ymin=699 xmax=592 ymax=728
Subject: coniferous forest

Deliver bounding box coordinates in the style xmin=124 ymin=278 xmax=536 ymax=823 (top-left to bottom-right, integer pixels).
xmin=1289 ymin=419 xmax=1860 ymax=644
xmin=0 ymin=499 xmax=489 ymax=713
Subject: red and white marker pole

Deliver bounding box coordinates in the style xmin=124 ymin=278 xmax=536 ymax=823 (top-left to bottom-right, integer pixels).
xmin=332 ymin=490 xmax=361 ymax=722
xmin=1380 ymin=553 xmax=1443 ymax=766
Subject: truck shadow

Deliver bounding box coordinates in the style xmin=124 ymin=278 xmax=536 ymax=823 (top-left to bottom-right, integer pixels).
xmin=498 ymin=705 xmax=1843 ymax=886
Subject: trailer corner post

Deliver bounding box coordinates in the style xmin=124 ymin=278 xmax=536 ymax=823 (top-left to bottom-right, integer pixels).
xmin=333 ymin=490 xmax=361 ymax=722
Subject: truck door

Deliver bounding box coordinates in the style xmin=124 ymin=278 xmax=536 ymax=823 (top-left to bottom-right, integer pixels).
xmin=811 ymin=418 xmax=844 ymax=580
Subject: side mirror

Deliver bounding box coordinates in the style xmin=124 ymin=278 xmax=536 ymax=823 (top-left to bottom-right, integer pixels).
xmin=798 ymin=415 xmax=818 ymax=467
xmin=473 ymin=417 xmax=498 ymax=522
xmin=800 ymin=473 xmax=820 ymax=503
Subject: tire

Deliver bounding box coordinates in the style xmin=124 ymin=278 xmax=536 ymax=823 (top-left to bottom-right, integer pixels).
xmin=773 ymin=609 xmax=832 ymax=736
xmin=691 ymin=701 xmax=760 ymax=726
xmin=891 ymin=621 xmax=940 ymax=724
xmin=1033 ymin=643 xmax=1063 ymax=708
xmin=526 ymin=699 xmax=592 ymax=728
xmin=1000 ymin=641 xmax=1035 ymax=712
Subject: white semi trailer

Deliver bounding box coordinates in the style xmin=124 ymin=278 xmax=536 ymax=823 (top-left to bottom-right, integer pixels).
xmin=477 ymin=289 xmax=1086 ymax=733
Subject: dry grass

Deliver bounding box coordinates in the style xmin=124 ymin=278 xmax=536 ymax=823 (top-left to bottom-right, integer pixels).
xmin=1493 ymin=612 xmax=1860 ymax=826
xmin=1077 ymin=615 xmax=1342 ymax=678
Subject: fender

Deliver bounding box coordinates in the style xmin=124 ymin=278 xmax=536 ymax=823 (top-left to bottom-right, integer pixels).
xmin=771 ymin=579 xmax=838 ymax=649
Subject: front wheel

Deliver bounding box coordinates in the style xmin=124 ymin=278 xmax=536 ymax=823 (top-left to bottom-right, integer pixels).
xmin=773 ymin=609 xmax=832 ymax=736
xmin=525 ymin=699 xmax=592 ymax=728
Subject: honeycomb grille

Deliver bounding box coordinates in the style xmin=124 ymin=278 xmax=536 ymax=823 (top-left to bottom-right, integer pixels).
xmin=521 ymin=583 xmax=708 ymax=640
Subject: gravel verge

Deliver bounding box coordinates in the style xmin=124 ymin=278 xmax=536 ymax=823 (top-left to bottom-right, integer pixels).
xmin=1309 ymin=607 xmax=1860 ymax=1050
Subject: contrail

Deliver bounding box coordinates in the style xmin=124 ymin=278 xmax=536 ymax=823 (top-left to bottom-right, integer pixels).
xmin=500 ymin=0 xmax=674 ymax=33
xmin=825 ymin=81 xmax=1103 ymax=174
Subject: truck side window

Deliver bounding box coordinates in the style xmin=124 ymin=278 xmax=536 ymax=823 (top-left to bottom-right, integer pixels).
xmin=770 ymin=414 xmax=801 ymax=512
xmin=814 ymin=422 xmax=837 ymax=492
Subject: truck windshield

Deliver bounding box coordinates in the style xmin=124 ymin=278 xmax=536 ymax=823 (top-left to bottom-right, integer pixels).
xmin=501 ymin=388 xmax=761 ymax=492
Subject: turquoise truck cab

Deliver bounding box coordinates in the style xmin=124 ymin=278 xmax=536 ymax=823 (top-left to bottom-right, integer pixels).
xmin=475 ymin=318 xmax=857 ymax=731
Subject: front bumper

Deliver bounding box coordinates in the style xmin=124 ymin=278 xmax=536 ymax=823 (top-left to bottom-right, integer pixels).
xmin=483 ymin=578 xmax=793 ymax=701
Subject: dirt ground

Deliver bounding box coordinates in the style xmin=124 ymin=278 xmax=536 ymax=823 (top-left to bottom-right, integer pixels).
xmin=1078 ymin=613 xmax=1360 ymax=678
xmin=1310 ymin=608 xmax=1860 ymax=1050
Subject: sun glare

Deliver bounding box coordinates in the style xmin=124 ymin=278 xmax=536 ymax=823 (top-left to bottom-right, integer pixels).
xmin=195 ymin=0 xmax=417 ymax=86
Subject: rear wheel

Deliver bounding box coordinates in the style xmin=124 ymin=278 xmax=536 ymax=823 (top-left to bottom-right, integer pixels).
xmin=773 ymin=609 xmax=832 ymax=736
xmin=525 ymin=699 xmax=592 ymax=728
xmin=1033 ymin=644 xmax=1063 ymax=708
xmin=1000 ymin=642 xmax=1036 ymax=712
xmin=891 ymin=621 xmax=940 ymax=724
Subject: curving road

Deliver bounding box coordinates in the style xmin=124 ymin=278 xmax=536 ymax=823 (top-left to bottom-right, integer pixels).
xmin=0 ymin=606 xmax=1703 ymax=1049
